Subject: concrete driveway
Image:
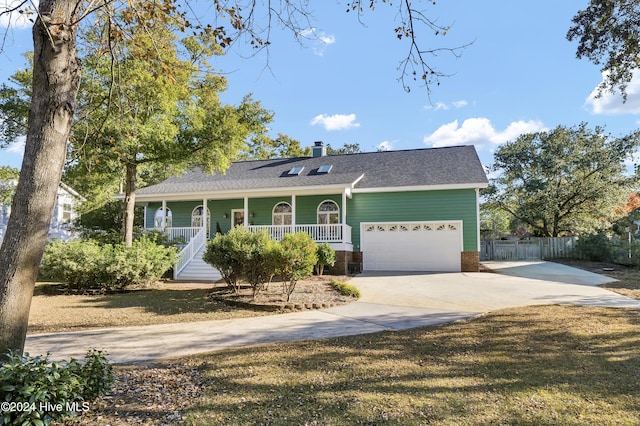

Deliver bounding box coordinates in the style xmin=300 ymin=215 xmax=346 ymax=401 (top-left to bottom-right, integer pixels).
xmin=24 ymin=261 xmax=640 ymax=363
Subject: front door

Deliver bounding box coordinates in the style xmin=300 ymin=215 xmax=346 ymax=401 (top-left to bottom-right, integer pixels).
xmin=232 ymin=209 xmax=244 ymax=227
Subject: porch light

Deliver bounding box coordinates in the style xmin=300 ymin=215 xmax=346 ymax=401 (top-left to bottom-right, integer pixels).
xmin=224 ymin=213 xmax=228 ymax=218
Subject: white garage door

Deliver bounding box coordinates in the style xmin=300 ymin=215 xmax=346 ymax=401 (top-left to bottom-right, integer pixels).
xmin=361 ymin=221 xmax=462 ymax=272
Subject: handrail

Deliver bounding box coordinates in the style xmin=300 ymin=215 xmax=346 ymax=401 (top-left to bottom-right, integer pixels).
xmin=174 ymin=227 xmax=207 ymax=279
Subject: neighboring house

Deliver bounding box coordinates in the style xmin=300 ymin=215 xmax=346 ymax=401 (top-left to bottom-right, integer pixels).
xmin=0 ymin=181 xmax=85 ymax=244
xmin=131 ymin=142 xmax=488 ymax=279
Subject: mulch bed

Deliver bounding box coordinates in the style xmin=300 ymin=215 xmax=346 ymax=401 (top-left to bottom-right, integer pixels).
xmin=208 ymin=275 xmax=356 ymax=311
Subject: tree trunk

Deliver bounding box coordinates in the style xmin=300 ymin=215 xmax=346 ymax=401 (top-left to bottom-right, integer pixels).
xmin=123 ymin=162 xmax=137 ymax=247
xmin=0 ymin=0 xmax=81 ymax=356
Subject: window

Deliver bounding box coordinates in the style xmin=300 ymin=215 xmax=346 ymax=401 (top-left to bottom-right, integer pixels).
xmin=317 ymin=200 xmax=339 ymax=224
xmin=287 ymin=166 xmax=304 ymax=176
xmin=191 ymin=205 xmax=211 ymax=228
xmin=317 ymin=164 xmax=333 ymax=174
xmin=61 ymin=203 xmax=73 ymax=223
xmin=154 ymin=207 xmax=172 ymax=228
xmin=273 ymin=202 xmax=292 ymax=225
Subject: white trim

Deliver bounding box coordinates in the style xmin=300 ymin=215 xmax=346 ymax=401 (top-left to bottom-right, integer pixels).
xmin=190 ymin=204 xmax=211 ymax=231
xmin=231 ymin=209 xmax=244 ymax=228
xmin=352 ymin=183 xmax=488 ymax=193
xmin=291 ymin=195 xmax=297 ymax=230
xmin=154 ymin=205 xmax=171 ymax=228
xmin=360 ymin=220 xmax=464 ymax=250
xmin=317 ymin=199 xmax=340 ymax=225
xmin=161 ymin=200 xmax=167 ymax=228
xmin=123 ymin=182 xmax=360 ymax=202
xmin=475 ymin=188 xmax=481 ymax=252
xmin=243 ymin=197 xmax=249 ymax=227
xmin=342 ymin=192 xmax=347 ymax=225
xmin=272 ymin=201 xmax=292 ymax=226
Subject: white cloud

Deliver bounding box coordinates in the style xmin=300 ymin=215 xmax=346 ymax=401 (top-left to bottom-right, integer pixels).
xmin=298 ymin=27 xmax=336 ymax=57
xmin=425 ymin=100 xmax=469 ymax=111
xmin=377 ymin=141 xmax=393 ymax=151
xmin=310 ymin=113 xmax=360 ymax=131
xmin=423 ymin=118 xmax=547 ymax=149
xmin=585 ymin=71 xmax=640 ymax=115
xmin=0 ymin=0 xmax=36 ymax=28
xmin=6 ymin=138 xmax=25 ymax=154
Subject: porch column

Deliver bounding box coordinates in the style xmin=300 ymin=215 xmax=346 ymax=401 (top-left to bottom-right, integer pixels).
xmin=203 ymin=198 xmax=208 ymax=236
xmin=342 ymin=191 xmax=347 ymax=242
xmin=143 ymin=205 xmax=147 ymax=229
xmin=161 ymin=200 xmax=167 ymax=228
xmin=243 ymin=196 xmax=249 ymax=227
xmin=291 ymin=194 xmax=296 ymax=233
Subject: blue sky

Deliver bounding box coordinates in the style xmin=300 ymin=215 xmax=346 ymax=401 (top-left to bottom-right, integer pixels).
xmin=2 ymin=1 xmax=640 ymax=172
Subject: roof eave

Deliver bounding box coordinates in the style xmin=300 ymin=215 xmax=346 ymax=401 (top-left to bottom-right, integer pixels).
xmin=351 ymin=182 xmax=489 ymax=193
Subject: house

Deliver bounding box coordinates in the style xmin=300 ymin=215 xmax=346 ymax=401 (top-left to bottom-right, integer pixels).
xmin=0 ymin=181 xmax=85 ymax=244
xmin=132 ymin=142 xmax=488 ymax=279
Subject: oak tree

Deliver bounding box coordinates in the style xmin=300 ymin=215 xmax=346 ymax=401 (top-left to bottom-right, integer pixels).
xmin=488 ymin=123 xmax=640 ymax=237
xmin=568 ymin=0 xmax=640 ymax=98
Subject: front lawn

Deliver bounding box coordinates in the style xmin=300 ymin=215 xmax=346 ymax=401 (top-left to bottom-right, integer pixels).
xmin=68 ymin=305 xmax=640 ymax=425
xmin=28 ymin=277 xmax=354 ymax=334
xmin=28 ymin=283 xmax=272 ymax=334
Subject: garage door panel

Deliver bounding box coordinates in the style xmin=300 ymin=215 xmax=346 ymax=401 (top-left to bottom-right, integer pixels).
xmin=362 ymin=222 xmax=462 ymax=272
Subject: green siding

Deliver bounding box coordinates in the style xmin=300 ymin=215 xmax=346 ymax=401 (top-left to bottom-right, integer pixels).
xmin=146 ymin=201 xmax=203 ymax=228
xmin=296 ymin=195 xmax=342 ymax=224
xmin=247 ymin=197 xmax=291 ymax=226
xmin=211 ymin=199 xmax=244 ymax=234
xmin=346 ymin=189 xmax=479 ymax=252
xmin=144 ymin=189 xmax=479 ymax=251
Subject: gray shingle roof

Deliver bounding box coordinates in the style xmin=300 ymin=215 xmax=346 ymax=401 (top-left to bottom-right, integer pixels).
xmin=136 ymin=145 xmax=488 ymax=197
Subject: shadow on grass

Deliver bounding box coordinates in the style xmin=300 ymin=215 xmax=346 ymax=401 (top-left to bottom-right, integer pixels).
xmin=80 ymin=288 xmax=243 ymax=316
xmin=181 ymin=305 xmax=640 ymax=425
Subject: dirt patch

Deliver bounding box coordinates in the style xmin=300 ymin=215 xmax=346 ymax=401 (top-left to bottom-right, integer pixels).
xmin=208 ymin=275 xmax=356 ymax=311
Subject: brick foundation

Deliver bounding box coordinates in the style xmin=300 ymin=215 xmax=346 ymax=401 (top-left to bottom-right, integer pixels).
xmin=325 ymin=250 xmax=353 ymax=275
xmin=461 ymin=251 xmax=480 ymax=272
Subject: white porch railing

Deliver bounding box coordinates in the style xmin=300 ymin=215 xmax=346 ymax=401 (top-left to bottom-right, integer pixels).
xmin=248 ymin=224 xmax=351 ymax=243
xmin=174 ymin=227 xmax=207 ymax=279
xmin=159 ymin=226 xmax=201 ymax=245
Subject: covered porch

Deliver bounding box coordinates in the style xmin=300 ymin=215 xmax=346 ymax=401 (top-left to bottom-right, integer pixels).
xmin=140 ymin=186 xmax=355 ymax=279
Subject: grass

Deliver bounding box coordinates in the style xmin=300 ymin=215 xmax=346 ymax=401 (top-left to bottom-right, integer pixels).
xmin=330 ymin=278 xmax=361 ymax=298
xmin=182 ymin=305 xmax=640 ymax=425
xmin=35 ymin=260 xmax=640 ymax=423
xmin=28 ymin=282 xmax=274 ymax=334
xmin=80 ymin=305 xmax=640 ymax=425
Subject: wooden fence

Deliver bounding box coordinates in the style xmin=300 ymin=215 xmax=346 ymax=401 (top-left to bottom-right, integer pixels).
xmin=481 ymin=237 xmax=576 ymax=261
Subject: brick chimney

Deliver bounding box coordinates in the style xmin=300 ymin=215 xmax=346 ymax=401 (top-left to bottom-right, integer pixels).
xmin=312 ymin=141 xmax=326 ymax=158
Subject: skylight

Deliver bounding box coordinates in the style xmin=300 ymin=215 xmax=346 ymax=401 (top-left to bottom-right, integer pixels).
xmin=317 ymin=164 xmax=333 ymax=174
xmin=288 ymin=166 xmax=304 ymax=176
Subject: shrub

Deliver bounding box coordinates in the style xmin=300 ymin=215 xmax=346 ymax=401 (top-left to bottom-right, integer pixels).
xmin=574 ymin=233 xmax=614 ymax=262
xmin=277 ymin=232 xmax=318 ymax=301
xmin=315 ymin=243 xmax=336 ymax=276
xmin=40 ymin=239 xmax=108 ymax=289
xmin=40 ymin=237 xmax=176 ymax=291
xmin=0 ymin=350 xmax=114 ymax=426
xmin=106 ymin=236 xmax=176 ymax=290
xmin=234 ymin=229 xmax=278 ymax=297
xmin=330 ymin=279 xmax=361 ymax=298
xmin=203 ymin=230 xmax=243 ymax=293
